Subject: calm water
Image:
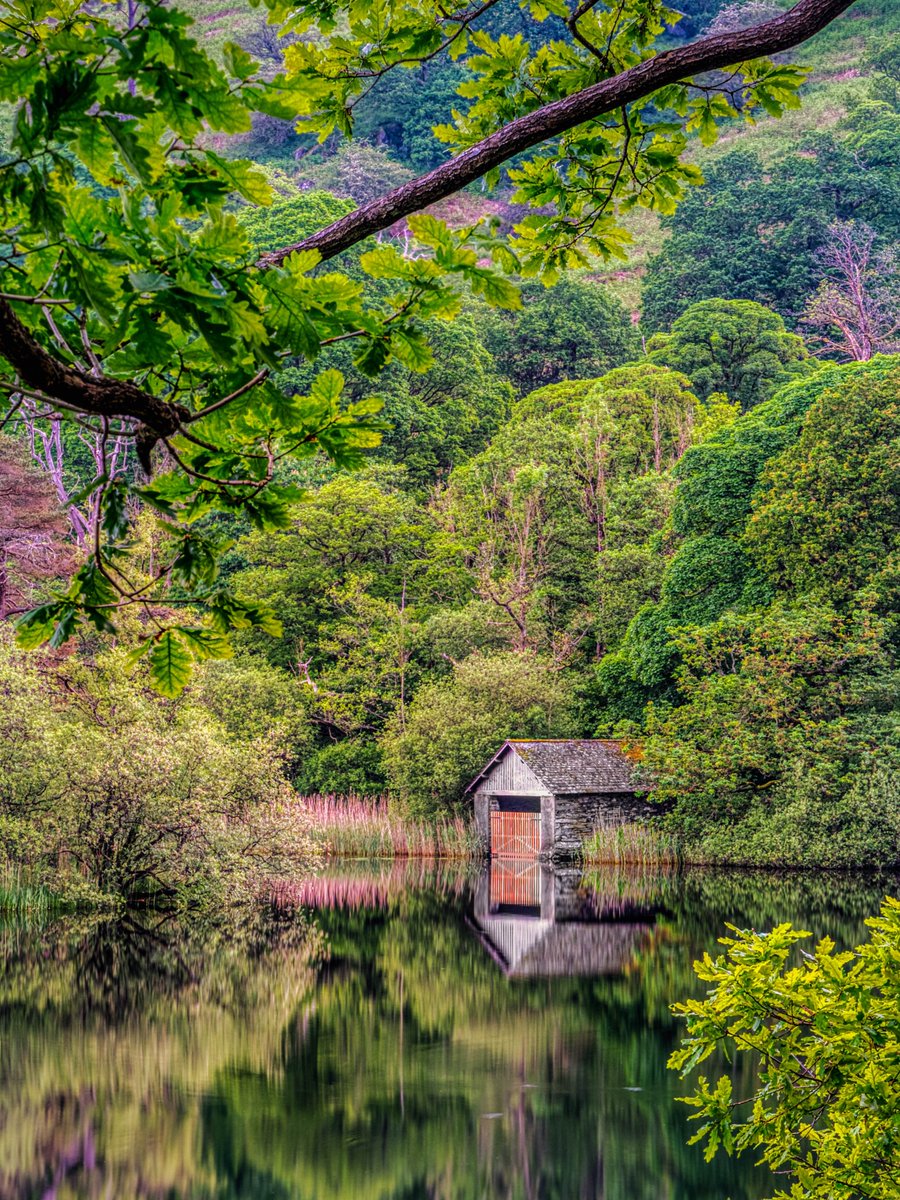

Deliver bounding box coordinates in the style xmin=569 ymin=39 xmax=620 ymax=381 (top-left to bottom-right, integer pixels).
xmin=0 ymin=860 xmax=894 ymax=1200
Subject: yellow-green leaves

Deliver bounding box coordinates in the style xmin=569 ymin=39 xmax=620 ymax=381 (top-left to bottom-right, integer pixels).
xmin=147 ymin=631 xmax=195 ymax=699
xmin=671 ymin=902 xmax=900 ymax=1200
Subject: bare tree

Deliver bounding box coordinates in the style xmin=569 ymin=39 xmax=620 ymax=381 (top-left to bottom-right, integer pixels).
xmin=16 ymin=403 xmax=131 ymax=546
xmin=802 ymin=222 xmax=900 ymax=361
xmin=0 ymin=436 xmax=76 ymax=618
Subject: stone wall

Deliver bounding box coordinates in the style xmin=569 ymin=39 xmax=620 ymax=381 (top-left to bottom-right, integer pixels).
xmin=473 ymin=791 xmax=491 ymax=850
xmin=551 ymin=792 xmax=656 ymax=858
xmin=475 ymin=789 xmax=655 ymax=859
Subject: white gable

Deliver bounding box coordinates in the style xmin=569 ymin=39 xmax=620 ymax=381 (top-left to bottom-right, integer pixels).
xmin=476 ymin=746 xmax=546 ymax=795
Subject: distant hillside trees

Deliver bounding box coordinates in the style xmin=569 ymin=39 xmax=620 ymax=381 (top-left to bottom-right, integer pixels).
xmin=648 ymin=299 xmax=816 ymax=410
xmin=642 ymin=127 xmax=900 ymax=330
xmin=477 ymin=277 xmax=639 ymax=396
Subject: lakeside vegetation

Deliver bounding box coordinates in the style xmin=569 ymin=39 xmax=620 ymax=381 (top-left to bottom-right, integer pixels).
xmin=300 ymin=793 xmax=480 ymax=859
xmin=1 ymin=0 xmax=899 ymax=906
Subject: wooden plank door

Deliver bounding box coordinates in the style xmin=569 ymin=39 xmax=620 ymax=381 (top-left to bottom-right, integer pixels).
xmin=490 ymin=808 xmax=541 ymax=858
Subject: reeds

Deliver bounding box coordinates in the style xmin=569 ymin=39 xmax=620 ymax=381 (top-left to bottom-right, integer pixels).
xmin=581 ymin=822 xmax=680 ymax=868
xmin=296 ymin=793 xmax=481 ymax=860
xmin=0 ymin=867 xmax=71 ymax=916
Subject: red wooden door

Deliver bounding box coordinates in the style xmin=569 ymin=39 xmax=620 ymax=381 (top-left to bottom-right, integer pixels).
xmin=490 ymin=809 xmax=541 ymax=858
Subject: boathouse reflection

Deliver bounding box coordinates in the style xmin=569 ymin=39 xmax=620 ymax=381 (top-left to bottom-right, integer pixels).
xmin=468 ymin=859 xmax=660 ymax=977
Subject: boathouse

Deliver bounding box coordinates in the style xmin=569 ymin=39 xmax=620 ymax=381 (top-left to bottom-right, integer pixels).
xmin=467 ymin=739 xmax=650 ymax=859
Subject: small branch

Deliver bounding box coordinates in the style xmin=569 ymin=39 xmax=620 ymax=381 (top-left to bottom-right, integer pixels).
xmin=185 ymin=368 xmax=269 ymax=423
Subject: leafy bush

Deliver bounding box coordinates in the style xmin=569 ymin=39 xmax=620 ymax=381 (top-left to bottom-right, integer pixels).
xmin=0 ymin=637 xmax=315 ymax=906
xmin=693 ymin=762 xmax=900 ymax=868
xmin=382 ymin=652 xmax=576 ymax=817
xmin=640 ymin=601 xmax=898 ymax=839
xmin=671 ymin=899 xmax=900 ymax=1199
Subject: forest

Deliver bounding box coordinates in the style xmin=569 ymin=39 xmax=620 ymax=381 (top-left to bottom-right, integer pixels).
xmin=0 ymin=0 xmax=899 ymax=908
xmin=2 ymin=2 xmax=900 ymax=1197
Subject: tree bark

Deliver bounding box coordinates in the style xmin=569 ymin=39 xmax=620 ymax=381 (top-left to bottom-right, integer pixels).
xmin=263 ymin=0 xmax=859 ymax=266
xmin=0 ymin=0 xmax=860 ymax=431
xmin=0 ymin=299 xmax=189 ymax=435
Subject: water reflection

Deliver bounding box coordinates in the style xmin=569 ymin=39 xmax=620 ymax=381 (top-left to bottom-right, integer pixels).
xmin=0 ymin=862 xmax=894 ymax=1200
xmin=470 ymin=860 xmax=663 ymax=976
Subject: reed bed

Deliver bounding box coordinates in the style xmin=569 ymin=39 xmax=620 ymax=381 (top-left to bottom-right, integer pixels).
xmin=296 ymin=793 xmax=481 ymax=860
xmin=581 ymin=822 xmax=680 ymax=869
xmin=0 ymin=867 xmax=71 ymax=916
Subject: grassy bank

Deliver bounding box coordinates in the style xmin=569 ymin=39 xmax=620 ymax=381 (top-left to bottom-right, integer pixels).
xmin=298 ymin=794 xmax=481 ymax=859
xmin=0 ymin=869 xmax=77 ymax=917
xmin=581 ymin=822 xmax=680 ymax=868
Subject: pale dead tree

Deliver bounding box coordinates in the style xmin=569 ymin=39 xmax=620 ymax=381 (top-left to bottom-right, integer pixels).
xmin=802 ymin=221 xmax=900 ymax=361
xmin=571 ymin=401 xmax=615 ymax=556
xmin=13 ymin=307 xmax=133 ymax=544
xmin=0 ymin=436 xmax=75 ymax=618
xmin=18 ymin=401 xmax=132 ymax=546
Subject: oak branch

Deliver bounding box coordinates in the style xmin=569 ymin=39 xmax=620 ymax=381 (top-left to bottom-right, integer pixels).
xmin=264 ymin=0 xmax=860 ymax=266
xmin=0 ymin=0 xmax=861 ymax=439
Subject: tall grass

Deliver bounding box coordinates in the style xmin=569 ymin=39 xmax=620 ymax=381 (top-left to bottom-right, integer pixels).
xmin=0 ymin=867 xmax=72 ymax=916
xmin=581 ymin=822 xmax=679 ymax=868
xmin=296 ymin=793 xmax=482 ymax=860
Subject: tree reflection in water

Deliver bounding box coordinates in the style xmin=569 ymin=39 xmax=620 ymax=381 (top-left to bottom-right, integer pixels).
xmin=0 ymin=863 xmax=893 ymax=1200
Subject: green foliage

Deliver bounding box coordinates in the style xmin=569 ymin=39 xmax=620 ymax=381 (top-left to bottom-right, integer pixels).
xmin=295 ymin=739 xmax=388 ymax=796
xmin=0 ymin=633 xmax=315 ymax=904
xmin=477 ymin=277 xmax=640 ymax=395
xmin=746 ymin=356 xmax=900 ymax=603
xmin=192 ymin=653 xmax=314 ymax=774
xmin=589 ymin=366 xmax=847 ymax=722
xmin=441 ymin=362 xmax=720 ymax=662
xmin=232 ymin=471 xmax=449 ymax=764
xmin=366 ymin=311 xmax=515 ymax=486
xmin=642 ymin=136 xmax=900 ymax=331
xmin=1 ymin=0 xmax=532 ymax=689
xmin=648 ymin=299 xmax=816 ymax=411
xmin=237 ymin=189 xmax=355 ymax=254
xmin=695 ymin=762 xmax=900 ymax=869
xmin=589 ymin=357 xmax=900 ymax=867
xmin=641 ymin=600 xmax=896 ymax=813
xmin=382 ymin=651 xmax=576 ymax=816
xmin=671 ymin=899 xmax=900 ymax=1199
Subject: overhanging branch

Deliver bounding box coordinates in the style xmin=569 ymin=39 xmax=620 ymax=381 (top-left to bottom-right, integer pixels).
xmin=0 ymin=299 xmax=189 ymax=438
xmin=0 ymin=0 xmax=860 ymax=436
xmin=262 ymin=0 xmax=858 ymax=266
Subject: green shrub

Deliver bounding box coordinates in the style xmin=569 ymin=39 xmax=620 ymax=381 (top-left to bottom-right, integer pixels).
xmin=382 ymin=651 xmax=576 ymax=817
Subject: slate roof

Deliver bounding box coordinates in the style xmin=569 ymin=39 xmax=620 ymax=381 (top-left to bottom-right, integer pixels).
xmin=467 ymin=739 xmax=638 ymax=795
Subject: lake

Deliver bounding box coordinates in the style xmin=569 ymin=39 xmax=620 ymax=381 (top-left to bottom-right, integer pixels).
xmin=0 ymin=860 xmax=893 ymax=1199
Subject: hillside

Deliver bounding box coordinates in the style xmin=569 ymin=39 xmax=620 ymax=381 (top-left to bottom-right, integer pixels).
xmin=178 ymin=0 xmax=897 ymax=320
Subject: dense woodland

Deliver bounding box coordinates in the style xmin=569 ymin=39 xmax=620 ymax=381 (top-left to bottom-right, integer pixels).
xmin=1 ymin=0 xmax=900 ymax=908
